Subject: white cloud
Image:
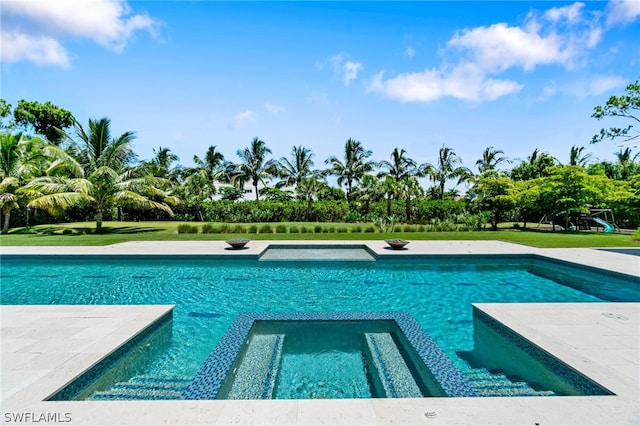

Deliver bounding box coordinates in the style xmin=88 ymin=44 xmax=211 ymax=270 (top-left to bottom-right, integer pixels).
xmin=544 ymin=2 xmax=585 ymax=24
xmin=1 ymin=0 xmax=158 ymax=67
xmin=264 ymin=103 xmax=285 ymax=115
xmin=405 ymin=47 xmax=415 ymax=58
xmin=233 ymin=109 xmax=256 ymax=129
xmin=329 ymin=53 xmax=363 ymax=86
xmin=370 ymin=1 xmax=608 ymax=104
xmin=368 ymin=65 xmax=523 ymax=103
xmin=606 ymin=0 xmax=640 ymax=25
xmin=586 ymin=75 xmax=627 ymax=95
xmin=0 ymin=30 xmax=70 ymax=68
xmin=343 ymin=61 xmax=363 ymax=86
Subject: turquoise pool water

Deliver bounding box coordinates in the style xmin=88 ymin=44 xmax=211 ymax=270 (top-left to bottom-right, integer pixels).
xmin=1 ymin=255 xmax=638 ymax=398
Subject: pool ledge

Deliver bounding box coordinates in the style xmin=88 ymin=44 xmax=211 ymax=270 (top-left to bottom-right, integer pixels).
xmin=1 ymin=303 xmax=638 ymax=425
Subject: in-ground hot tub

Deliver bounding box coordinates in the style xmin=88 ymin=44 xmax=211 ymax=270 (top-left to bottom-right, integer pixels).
xmin=183 ymin=312 xmax=477 ymax=400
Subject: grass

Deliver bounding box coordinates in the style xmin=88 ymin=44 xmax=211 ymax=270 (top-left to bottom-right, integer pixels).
xmin=1 ymin=221 xmax=638 ymax=248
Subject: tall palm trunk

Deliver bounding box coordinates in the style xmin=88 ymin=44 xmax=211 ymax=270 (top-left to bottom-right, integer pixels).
xmin=1 ymin=209 xmax=11 ymax=234
xmin=96 ymin=210 xmax=103 ymax=232
xmin=405 ymin=196 xmax=411 ymax=222
xmin=253 ymin=178 xmax=259 ymax=200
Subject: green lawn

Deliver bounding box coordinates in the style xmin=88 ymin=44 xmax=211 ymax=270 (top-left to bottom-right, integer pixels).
xmin=0 ymin=221 xmax=637 ymax=248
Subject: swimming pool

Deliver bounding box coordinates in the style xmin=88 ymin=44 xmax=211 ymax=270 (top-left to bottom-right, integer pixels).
xmin=1 ymin=254 xmax=638 ymax=399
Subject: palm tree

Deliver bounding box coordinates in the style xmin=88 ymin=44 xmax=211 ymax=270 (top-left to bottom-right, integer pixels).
xmin=568 ymin=146 xmax=592 ymax=167
xmin=614 ymin=147 xmax=640 ymax=180
xmin=379 ymin=148 xmax=421 ymax=219
xmin=0 ymin=133 xmax=46 ymax=233
xmin=325 ymin=138 xmax=376 ymax=203
xmin=476 ymin=146 xmax=506 ymax=174
xmin=277 ymin=145 xmax=316 ymax=190
xmin=147 ymin=146 xmax=180 ymax=180
xmin=24 ymin=118 xmax=174 ymax=231
xmin=236 ymin=137 xmax=278 ymax=200
xmin=379 ymin=148 xmax=418 ymax=182
xmin=510 ymin=149 xmax=557 ymax=181
xmin=422 ymin=145 xmax=472 ymax=200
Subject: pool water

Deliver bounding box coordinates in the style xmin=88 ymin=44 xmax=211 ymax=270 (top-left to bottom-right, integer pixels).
xmin=1 ymin=255 xmax=638 ymax=399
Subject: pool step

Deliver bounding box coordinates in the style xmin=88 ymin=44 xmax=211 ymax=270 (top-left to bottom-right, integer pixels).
xmin=365 ymin=333 xmax=423 ymax=398
xmin=88 ymin=376 xmax=191 ymax=400
xmin=464 ymin=368 xmax=557 ymax=397
xmin=226 ymin=333 xmax=285 ymax=399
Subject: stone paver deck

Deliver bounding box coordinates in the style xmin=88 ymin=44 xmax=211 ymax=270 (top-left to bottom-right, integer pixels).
xmin=1 ymin=241 xmax=638 ymax=425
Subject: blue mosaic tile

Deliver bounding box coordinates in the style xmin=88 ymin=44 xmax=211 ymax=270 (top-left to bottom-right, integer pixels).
xmin=47 ymin=309 xmax=174 ymax=401
xmin=472 ymin=306 xmax=613 ymax=396
xmin=182 ymin=311 xmax=477 ymax=400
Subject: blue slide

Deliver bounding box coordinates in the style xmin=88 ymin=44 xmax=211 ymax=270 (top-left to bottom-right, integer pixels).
xmin=592 ymin=217 xmax=615 ymax=233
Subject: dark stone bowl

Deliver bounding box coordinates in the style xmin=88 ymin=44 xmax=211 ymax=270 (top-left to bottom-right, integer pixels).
xmin=385 ymin=239 xmax=410 ymax=250
xmin=226 ymin=239 xmax=250 ymax=249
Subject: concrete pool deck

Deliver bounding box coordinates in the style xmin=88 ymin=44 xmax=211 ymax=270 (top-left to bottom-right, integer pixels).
xmin=1 ymin=241 xmax=638 ymax=425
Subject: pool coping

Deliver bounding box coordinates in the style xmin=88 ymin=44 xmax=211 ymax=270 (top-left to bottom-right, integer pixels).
xmin=1 ymin=240 xmax=639 ymax=425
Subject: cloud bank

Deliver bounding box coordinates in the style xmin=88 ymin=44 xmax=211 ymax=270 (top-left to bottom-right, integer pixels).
xmin=1 ymin=0 xmax=159 ymax=67
xmin=368 ymin=1 xmax=636 ymax=103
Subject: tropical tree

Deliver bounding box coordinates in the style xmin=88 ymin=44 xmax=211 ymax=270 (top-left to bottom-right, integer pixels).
xmin=470 ymin=175 xmax=516 ymax=230
xmin=378 ymin=148 xmax=420 ymax=219
xmin=236 ymin=137 xmax=278 ymax=200
xmin=591 ymin=80 xmax=639 ymax=145
xmin=539 ymin=166 xmax=599 ymax=230
xmin=146 ymin=146 xmax=180 ymax=181
xmin=398 ymin=176 xmax=423 ymax=222
xmin=296 ymin=175 xmax=326 ymax=219
xmin=422 ymin=145 xmax=472 ymax=200
xmin=0 ymin=133 xmax=47 ymax=233
xmin=277 ymin=145 xmax=316 ymax=190
xmin=325 ymin=138 xmax=376 ymax=203
xmin=0 ymin=100 xmax=12 ymax=129
xmin=568 ymin=146 xmax=592 ymax=167
xmin=614 ymin=147 xmax=640 ymax=180
xmin=476 ymin=146 xmax=507 ymax=175
xmin=24 ymin=118 xmax=174 ymax=231
xmin=510 ymin=149 xmax=556 ymax=181
xmin=13 ymin=100 xmax=75 ymax=145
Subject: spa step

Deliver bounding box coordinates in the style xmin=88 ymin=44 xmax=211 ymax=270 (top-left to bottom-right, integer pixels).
xmin=365 ymin=332 xmax=422 ymax=398
xmin=464 ymin=369 xmax=557 ymax=397
xmin=226 ymin=333 xmax=285 ymax=399
xmin=88 ymin=376 xmax=191 ymax=400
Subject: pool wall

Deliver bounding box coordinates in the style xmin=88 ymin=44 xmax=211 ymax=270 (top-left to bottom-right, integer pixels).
xmin=46 ymin=308 xmax=174 ymax=401
xmin=466 ymin=306 xmax=614 ymax=396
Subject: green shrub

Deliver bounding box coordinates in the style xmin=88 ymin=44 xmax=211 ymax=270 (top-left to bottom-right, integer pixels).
xmin=275 ymin=224 xmax=287 ymax=233
xmin=300 ymin=226 xmax=308 ymax=233
xmin=177 ymin=223 xmax=198 ymax=234
xmin=201 ymin=223 xmax=217 ymax=234
xmin=394 ymin=225 xmax=402 ymax=232
xmin=364 ymin=226 xmax=375 ymax=233
xmin=352 ymin=226 xmax=362 ymax=233
xmin=632 ymin=228 xmax=640 ymax=241
xmin=417 ymin=225 xmax=425 ymax=232
xmin=403 ymin=225 xmax=416 ymax=232
xmin=289 ymin=226 xmax=299 ymax=233
xmin=247 ymin=225 xmax=258 ymax=233
xmin=219 ymin=223 xmax=230 ymax=234
xmin=61 ymin=229 xmax=73 ymax=235
xmin=328 ymin=226 xmax=335 ymax=233
xmin=259 ymin=224 xmax=273 ymax=234
xmin=337 ymin=227 xmax=348 ymax=233
xmin=314 ymin=225 xmax=323 ymax=233
xmin=233 ymin=224 xmax=246 ymax=233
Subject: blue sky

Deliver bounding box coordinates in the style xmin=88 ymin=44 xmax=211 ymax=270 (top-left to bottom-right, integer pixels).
xmin=2 ymin=1 xmax=639 ymax=176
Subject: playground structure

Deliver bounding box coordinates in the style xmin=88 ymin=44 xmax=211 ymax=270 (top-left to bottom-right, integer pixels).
xmin=538 ymin=208 xmax=618 ymax=233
